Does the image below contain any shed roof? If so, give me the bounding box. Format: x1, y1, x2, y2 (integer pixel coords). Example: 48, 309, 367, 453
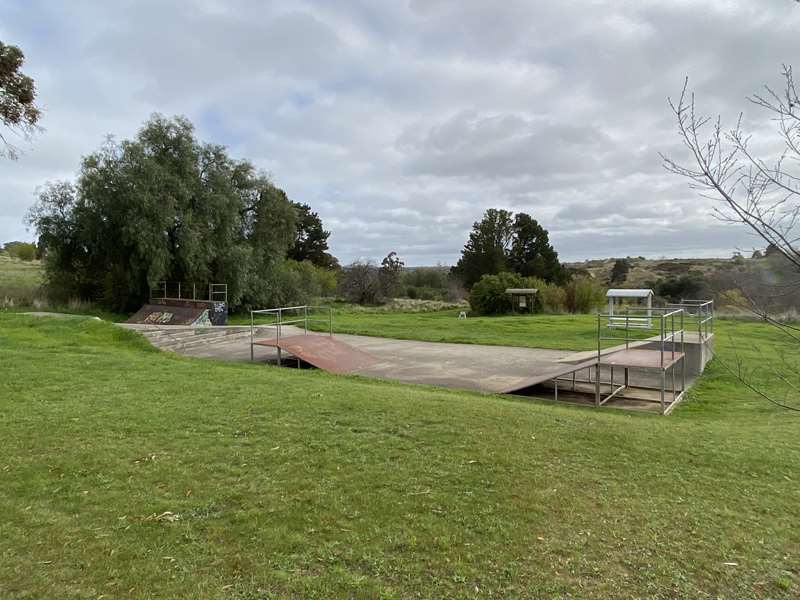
606, 288, 654, 298
505, 288, 538, 294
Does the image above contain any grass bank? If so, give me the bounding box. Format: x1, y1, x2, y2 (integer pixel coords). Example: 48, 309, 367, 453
0, 313, 798, 598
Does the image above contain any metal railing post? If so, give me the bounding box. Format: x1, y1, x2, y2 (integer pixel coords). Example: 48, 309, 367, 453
681, 310, 686, 393
625, 308, 629, 350
596, 313, 601, 406
304, 305, 308, 334
710, 300, 714, 336
250, 310, 254, 362
276, 308, 282, 366
671, 312, 675, 361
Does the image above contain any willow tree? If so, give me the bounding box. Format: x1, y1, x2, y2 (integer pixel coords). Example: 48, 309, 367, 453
29, 114, 296, 311
0, 40, 41, 158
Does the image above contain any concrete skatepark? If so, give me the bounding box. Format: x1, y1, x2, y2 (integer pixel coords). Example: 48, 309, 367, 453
122, 320, 712, 414
120, 289, 714, 415
123, 322, 576, 392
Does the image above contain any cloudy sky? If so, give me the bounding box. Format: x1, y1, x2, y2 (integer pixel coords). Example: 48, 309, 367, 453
1, 0, 798, 265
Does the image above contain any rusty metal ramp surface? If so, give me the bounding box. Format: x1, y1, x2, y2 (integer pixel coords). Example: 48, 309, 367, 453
126, 304, 211, 326
254, 335, 378, 374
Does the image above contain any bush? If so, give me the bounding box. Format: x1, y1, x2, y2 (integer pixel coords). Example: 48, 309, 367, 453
469, 272, 541, 315
654, 273, 705, 303
564, 276, 605, 313
284, 260, 339, 304
339, 261, 384, 305
405, 286, 440, 301
538, 281, 567, 313
3, 241, 37, 261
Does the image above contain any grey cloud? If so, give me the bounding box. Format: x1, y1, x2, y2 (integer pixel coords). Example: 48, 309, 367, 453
401, 112, 613, 179
2, 0, 798, 263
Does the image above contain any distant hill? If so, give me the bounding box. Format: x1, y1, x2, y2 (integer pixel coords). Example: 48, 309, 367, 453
564, 256, 743, 288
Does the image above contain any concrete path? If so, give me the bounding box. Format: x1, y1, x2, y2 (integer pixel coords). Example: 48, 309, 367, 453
139, 325, 574, 394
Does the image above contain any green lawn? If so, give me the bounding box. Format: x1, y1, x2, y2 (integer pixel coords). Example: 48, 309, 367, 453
239, 307, 604, 351
0, 314, 798, 598
298, 308, 698, 352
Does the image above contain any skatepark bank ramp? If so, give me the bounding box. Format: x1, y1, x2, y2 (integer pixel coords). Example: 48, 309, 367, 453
127, 303, 214, 326
127, 282, 229, 326
252, 334, 378, 374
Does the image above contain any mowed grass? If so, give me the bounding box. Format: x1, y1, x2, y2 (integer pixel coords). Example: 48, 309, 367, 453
310, 308, 655, 351
1, 314, 799, 598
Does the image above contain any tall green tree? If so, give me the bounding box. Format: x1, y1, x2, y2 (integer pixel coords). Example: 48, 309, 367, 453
379, 251, 404, 298
453, 209, 563, 287
507, 213, 564, 283
28, 114, 296, 311
0, 41, 41, 158
609, 258, 631, 285
288, 202, 338, 268
452, 208, 514, 288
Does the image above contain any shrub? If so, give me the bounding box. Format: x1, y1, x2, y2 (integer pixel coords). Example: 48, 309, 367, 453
564, 276, 606, 313
281, 260, 339, 304
3, 241, 37, 261
316, 267, 338, 297
468, 272, 541, 315
654, 272, 705, 303
339, 261, 384, 305
538, 282, 567, 313
405, 286, 440, 300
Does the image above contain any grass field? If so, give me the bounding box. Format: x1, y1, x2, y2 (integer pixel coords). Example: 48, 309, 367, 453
0, 255, 43, 289
1, 313, 798, 598
0, 257, 127, 321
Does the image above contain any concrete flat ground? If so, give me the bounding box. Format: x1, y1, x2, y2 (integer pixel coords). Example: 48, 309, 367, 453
173, 326, 574, 394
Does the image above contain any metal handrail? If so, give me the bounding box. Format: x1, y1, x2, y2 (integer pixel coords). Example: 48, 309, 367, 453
666, 299, 714, 340
249, 305, 333, 363
597, 306, 687, 414
597, 307, 686, 368
151, 281, 228, 304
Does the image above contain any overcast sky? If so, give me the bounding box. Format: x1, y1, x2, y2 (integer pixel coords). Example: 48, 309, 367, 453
1, 0, 798, 265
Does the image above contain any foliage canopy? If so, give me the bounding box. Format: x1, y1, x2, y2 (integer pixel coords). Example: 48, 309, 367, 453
453, 209, 564, 287
0, 41, 41, 158
28, 115, 302, 311
288, 203, 338, 269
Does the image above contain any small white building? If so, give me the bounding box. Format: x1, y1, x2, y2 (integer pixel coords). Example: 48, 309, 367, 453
606, 288, 654, 328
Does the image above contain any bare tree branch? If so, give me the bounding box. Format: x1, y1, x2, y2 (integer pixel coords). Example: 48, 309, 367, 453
663, 67, 800, 411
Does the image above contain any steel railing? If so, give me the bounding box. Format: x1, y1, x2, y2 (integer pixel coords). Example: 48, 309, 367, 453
597, 307, 686, 414
150, 281, 228, 304
249, 305, 333, 364
666, 299, 714, 341
597, 306, 685, 367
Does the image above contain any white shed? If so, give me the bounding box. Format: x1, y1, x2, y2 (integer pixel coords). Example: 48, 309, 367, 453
606, 288, 654, 328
